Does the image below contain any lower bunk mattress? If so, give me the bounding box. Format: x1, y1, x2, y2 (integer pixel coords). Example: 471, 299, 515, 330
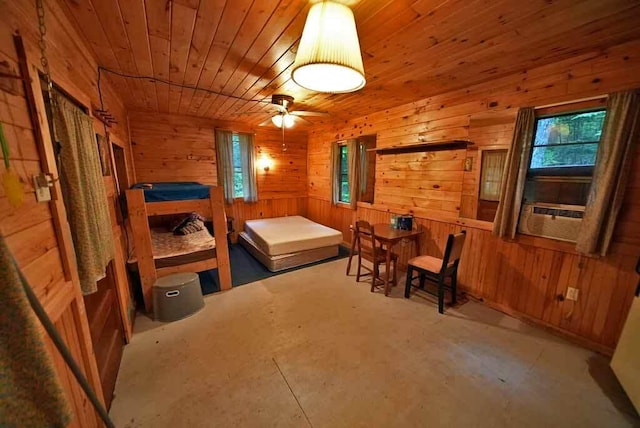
239, 231, 339, 272
127, 227, 216, 270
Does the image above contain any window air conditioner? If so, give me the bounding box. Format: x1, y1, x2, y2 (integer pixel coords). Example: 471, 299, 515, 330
518, 202, 585, 243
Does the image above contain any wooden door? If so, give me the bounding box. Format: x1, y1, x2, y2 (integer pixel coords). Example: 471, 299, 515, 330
39, 72, 126, 411
82, 262, 125, 408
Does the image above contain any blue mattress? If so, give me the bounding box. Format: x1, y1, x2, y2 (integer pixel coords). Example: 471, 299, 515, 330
131, 182, 211, 202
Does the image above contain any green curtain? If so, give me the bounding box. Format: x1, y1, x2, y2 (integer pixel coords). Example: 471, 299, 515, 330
0, 236, 72, 426
493, 108, 535, 239
215, 129, 235, 204
53, 93, 114, 295
237, 132, 257, 202
576, 90, 640, 256
347, 139, 359, 209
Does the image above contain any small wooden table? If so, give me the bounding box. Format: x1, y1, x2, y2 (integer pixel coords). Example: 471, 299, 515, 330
373, 224, 423, 296
347, 224, 423, 296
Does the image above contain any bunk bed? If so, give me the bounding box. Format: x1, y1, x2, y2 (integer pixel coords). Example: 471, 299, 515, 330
125, 183, 231, 313
239, 216, 343, 272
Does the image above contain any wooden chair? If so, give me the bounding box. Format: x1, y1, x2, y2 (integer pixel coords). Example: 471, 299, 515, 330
354, 220, 398, 292
404, 231, 466, 313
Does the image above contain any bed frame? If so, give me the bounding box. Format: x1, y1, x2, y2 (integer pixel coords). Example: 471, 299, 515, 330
125, 186, 232, 312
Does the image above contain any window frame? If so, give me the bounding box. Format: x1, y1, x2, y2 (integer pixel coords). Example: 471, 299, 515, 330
527, 107, 606, 177
337, 142, 350, 204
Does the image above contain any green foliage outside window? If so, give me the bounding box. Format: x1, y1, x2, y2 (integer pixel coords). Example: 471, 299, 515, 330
531, 110, 606, 170
339, 145, 350, 203
232, 134, 243, 198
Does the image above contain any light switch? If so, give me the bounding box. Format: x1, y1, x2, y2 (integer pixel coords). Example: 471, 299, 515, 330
33, 174, 52, 202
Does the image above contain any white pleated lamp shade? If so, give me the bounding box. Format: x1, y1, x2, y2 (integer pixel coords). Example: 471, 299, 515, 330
292, 1, 366, 93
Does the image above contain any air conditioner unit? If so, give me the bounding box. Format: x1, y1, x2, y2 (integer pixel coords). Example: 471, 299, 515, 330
518, 202, 585, 243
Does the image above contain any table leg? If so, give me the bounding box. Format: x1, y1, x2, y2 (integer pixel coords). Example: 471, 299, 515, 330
384, 245, 392, 296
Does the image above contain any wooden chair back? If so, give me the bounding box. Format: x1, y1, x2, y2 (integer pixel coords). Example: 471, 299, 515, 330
442, 231, 467, 271
355, 220, 377, 260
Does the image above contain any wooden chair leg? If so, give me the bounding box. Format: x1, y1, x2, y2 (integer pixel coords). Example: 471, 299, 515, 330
419, 273, 425, 290
451, 270, 458, 305
371, 262, 378, 292
392, 258, 397, 287
356, 254, 362, 282
404, 266, 413, 298
437, 275, 445, 314
346, 231, 356, 275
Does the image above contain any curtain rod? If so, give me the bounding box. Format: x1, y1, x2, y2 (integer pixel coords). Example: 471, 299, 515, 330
534, 95, 607, 110
214, 127, 256, 135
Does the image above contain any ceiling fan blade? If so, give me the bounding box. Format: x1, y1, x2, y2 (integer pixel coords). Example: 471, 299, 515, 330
293, 115, 312, 125
258, 117, 274, 127
290, 110, 329, 117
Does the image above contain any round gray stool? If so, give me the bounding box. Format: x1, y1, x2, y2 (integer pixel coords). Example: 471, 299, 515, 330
153, 272, 204, 322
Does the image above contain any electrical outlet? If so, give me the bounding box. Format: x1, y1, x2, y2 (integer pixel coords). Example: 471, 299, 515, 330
566, 287, 579, 301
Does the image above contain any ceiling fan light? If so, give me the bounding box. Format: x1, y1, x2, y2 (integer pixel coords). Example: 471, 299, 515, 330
272, 113, 295, 128
292, 1, 366, 93
283, 113, 295, 128
271, 114, 284, 128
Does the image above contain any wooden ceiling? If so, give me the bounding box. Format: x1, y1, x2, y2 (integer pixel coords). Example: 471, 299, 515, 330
59, 0, 640, 126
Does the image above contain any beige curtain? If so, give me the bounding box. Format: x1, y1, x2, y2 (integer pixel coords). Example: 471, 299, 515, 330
0, 236, 72, 426
237, 132, 257, 202
53, 93, 114, 295
576, 90, 640, 256
329, 142, 341, 204
347, 139, 359, 209
215, 129, 235, 204
493, 108, 536, 239
480, 150, 508, 201
359, 141, 368, 197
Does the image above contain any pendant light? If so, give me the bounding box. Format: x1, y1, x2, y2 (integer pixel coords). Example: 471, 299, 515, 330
291, 1, 366, 93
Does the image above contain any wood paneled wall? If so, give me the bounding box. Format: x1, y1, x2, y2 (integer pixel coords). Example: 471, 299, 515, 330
1, 0, 134, 425
129, 111, 308, 239
307, 39, 640, 353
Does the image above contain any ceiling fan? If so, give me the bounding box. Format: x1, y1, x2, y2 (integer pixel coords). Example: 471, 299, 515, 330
258, 94, 329, 128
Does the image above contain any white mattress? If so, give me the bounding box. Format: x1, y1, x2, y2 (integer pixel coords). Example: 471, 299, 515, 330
244, 216, 343, 256
127, 227, 216, 263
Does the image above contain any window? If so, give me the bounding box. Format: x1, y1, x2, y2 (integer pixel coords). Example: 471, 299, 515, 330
522, 107, 606, 208
529, 109, 606, 175
215, 129, 257, 203
332, 136, 376, 206
479, 149, 508, 201
339, 144, 350, 203
232, 133, 243, 198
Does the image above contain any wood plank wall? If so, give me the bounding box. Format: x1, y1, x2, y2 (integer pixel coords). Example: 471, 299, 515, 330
129, 111, 308, 239
307, 39, 640, 353
1, 0, 134, 425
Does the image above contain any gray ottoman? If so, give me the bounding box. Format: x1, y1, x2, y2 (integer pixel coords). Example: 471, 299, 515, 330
153, 272, 204, 322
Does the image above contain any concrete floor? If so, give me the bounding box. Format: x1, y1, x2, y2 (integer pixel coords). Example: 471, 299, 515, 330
110, 258, 639, 428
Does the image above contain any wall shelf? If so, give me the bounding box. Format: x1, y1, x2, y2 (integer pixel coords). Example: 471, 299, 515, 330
368, 139, 473, 154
